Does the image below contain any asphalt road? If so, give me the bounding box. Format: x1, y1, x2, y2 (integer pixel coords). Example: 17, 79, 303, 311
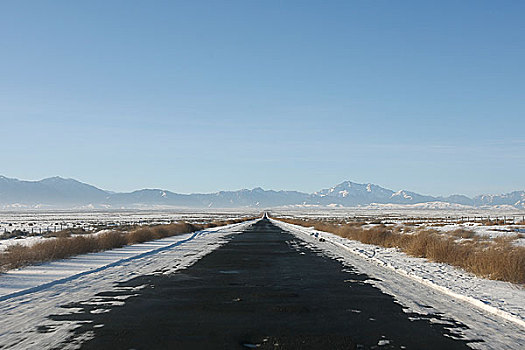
54, 218, 475, 349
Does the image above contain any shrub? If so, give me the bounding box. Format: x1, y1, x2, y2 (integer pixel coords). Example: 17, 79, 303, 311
449, 228, 476, 239
127, 228, 155, 244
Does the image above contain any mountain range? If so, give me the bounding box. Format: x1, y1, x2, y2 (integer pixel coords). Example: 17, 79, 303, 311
0, 175, 524, 209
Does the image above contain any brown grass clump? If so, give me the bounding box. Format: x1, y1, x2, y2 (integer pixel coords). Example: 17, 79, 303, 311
43, 227, 89, 238
2, 236, 99, 268
278, 217, 525, 284
481, 219, 506, 226
0, 217, 255, 272
97, 231, 128, 251
448, 228, 476, 239
127, 227, 155, 244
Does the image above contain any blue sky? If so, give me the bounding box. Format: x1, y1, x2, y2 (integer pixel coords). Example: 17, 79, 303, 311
1, 1, 524, 196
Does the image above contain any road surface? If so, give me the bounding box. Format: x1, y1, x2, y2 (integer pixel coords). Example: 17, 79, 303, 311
52, 218, 476, 349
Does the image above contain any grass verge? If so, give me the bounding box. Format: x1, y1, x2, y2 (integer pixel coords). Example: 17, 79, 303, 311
277, 218, 525, 285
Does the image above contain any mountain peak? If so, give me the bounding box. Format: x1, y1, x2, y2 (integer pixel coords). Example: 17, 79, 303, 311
41, 176, 74, 182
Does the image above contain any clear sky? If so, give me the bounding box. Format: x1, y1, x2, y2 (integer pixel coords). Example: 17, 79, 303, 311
1, 1, 524, 196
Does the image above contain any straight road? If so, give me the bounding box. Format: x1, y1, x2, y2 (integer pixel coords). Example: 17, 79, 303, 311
55, 218, 475, 349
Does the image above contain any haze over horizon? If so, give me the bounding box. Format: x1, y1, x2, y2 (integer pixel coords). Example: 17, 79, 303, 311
1, 1, 524, 197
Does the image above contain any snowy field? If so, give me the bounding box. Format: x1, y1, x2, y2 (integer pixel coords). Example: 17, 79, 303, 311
274, 206, 525, 221
273, 207, 525, 247
0, 209, 259, 233
430, 223, 525, 247
0, 209, 258, 252
2, 208, 523, 252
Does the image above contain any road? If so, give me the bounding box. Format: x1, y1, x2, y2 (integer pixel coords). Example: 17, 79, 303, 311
51, 218, 476, 349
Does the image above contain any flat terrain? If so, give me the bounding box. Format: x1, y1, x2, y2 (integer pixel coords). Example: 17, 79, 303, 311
56, 218, 474, 349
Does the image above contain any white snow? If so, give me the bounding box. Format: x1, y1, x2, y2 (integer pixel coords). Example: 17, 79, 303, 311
0, 209, 256, 236
430, 223, 525, 246
273, 219, 525, 349
391, 190, 413, 200
275, 206, 525, 220
0, 235, 55, 252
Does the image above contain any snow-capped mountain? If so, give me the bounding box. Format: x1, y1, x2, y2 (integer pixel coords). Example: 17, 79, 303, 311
0, 176, 523, 209
314, 181, 395, 204
312, 182, 436, 206
473, 191, 525, 208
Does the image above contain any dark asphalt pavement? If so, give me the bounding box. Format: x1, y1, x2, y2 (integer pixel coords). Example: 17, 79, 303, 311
54, 218, 476, 349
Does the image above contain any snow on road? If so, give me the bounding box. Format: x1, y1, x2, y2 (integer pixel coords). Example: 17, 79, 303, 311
0, 220, 255, 349
273, 219, 525, 349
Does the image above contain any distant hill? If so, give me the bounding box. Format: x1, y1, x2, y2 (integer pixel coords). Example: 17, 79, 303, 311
0, 175, 523, 209
0, 176, 108, 205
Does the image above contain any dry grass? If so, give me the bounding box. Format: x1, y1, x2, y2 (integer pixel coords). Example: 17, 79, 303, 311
448, 228, 477, 239
278, 218, 525, 284
0, 217, 254, 272
481, 219, 507, 226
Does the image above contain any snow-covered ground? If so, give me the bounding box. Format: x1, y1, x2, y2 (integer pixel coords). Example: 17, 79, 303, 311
275, 207, 525, 220
0, 209, 257, 236
0, 209, 257, 251
358, 221, 525, 247
430, 223, 525, 246
274, 207, 525, 247
0, 219, 256, 349
0, 235, 55, 252
273, 219, 525, 349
